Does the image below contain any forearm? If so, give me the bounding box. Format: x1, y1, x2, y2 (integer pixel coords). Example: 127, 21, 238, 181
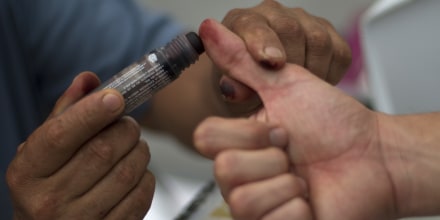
140, 54, 229, 146
379, 112, 440, 217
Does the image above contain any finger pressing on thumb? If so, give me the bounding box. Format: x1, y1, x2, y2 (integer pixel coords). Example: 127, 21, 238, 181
199, 19, 271, 93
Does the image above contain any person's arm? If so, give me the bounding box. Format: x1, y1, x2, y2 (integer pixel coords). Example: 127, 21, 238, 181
379, 112, 440, 218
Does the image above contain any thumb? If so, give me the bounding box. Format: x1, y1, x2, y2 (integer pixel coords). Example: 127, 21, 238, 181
48, 72, 100, 119
199, 19, 274, 93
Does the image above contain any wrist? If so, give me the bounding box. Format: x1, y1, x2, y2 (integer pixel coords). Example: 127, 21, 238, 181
378, 112, 440, 218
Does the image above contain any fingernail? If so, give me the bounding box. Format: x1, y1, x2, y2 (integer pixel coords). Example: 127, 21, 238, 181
269, 127, 288, 147
103, 92, 122, 112
264, 47, 283, 59
219, 80, 236, 100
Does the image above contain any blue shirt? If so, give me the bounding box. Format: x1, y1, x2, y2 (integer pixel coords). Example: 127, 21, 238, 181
0, 0, 184, 218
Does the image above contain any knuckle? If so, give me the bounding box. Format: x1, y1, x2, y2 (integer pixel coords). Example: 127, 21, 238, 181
265, 0, 283, 8
316, 16, 333, 28
224, 8, 243, 21
334, 44, 353, 68
307, 30, 332, 56
232, 12, 260, 29
261, 0, 283, 9
5, 161, 55, 218
292, 7, 307, 15
194, 117, 224, 145
271, 15, 303, 38
193, 135, 213, 157
229, 188, 255, 220
44, 118, 68, 149
249, 25, 273, 39
193, 122, 207, 142
214, 152, 239, 183
223, 8, 246, 29
115, 161, 139, 185
5, 164, 22, 191
30, 193, 61, 218
87, 138, 114, 165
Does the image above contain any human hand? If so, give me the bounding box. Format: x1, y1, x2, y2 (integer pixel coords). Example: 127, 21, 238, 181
6, 72, 154, 219
195, 20, 397, 219
138, 2, 352, 146
195, 118, 313, 219
217, 0, 351, 114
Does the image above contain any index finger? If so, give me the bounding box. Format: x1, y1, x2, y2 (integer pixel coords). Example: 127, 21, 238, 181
194, 117, 287, 159
222, 8, 287, 68
199, 19, 276, 92
15, 89, 125, 178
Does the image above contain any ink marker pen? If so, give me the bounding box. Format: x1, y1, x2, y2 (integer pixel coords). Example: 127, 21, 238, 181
98, 32, 204, 113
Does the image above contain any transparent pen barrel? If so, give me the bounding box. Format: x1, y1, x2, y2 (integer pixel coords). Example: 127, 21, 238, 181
97, 32, 203, 113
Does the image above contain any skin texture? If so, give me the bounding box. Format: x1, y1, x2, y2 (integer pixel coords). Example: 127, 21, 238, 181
195, 19, 388, 220
194, 19, 440, 220
6, 1, 352, 219
6, 72, 154, 219
141, 0, 351, 146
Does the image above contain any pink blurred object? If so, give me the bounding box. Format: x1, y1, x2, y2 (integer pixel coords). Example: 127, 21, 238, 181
337, 10, 369, 101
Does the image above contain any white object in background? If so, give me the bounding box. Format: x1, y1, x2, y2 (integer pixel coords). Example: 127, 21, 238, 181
361, 0, 440, 114
141, 129, 214, 220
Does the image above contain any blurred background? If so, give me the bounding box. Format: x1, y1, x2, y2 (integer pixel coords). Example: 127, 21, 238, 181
139, 0, 373, 32
134, 0, 440, 219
